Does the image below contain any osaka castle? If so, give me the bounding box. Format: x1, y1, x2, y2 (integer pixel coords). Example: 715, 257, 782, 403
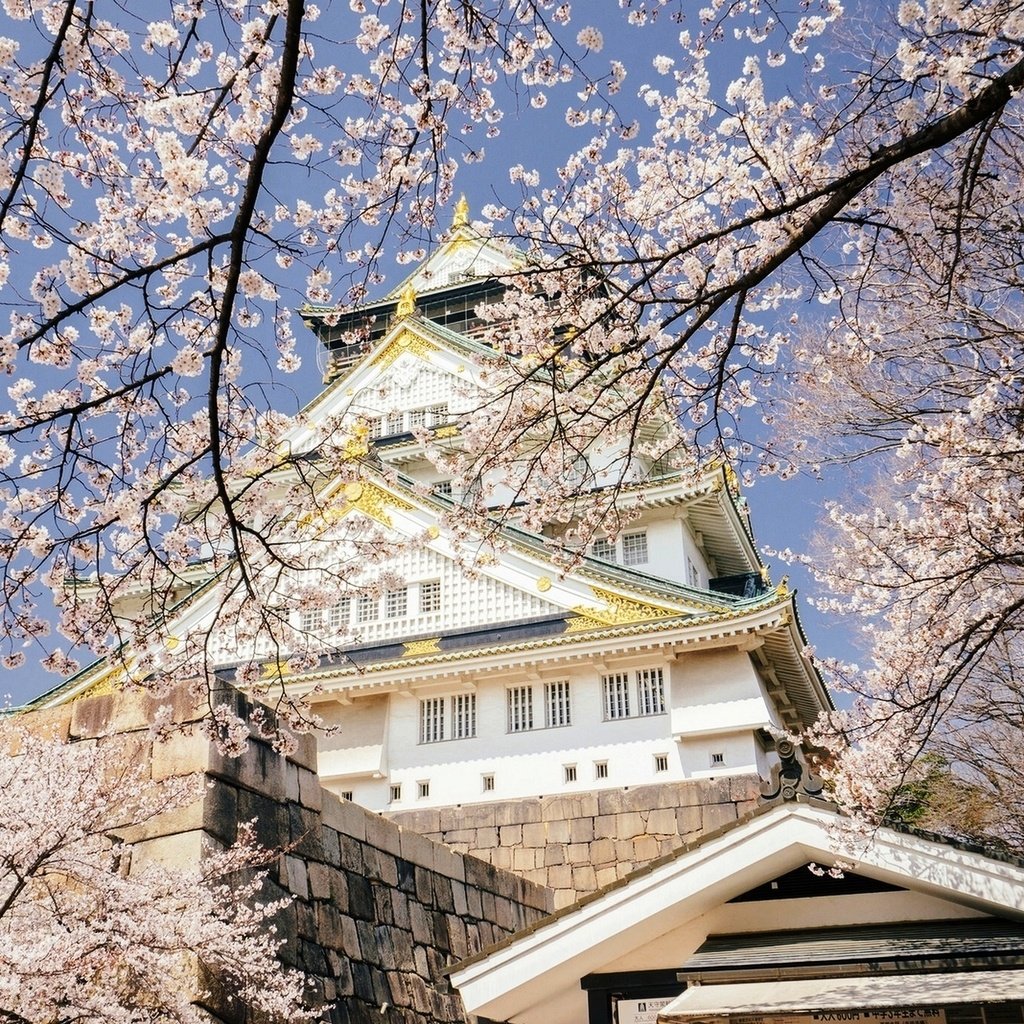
39, 200, 831, 815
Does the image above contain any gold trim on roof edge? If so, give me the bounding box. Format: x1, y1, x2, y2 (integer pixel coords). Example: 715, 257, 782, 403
404, 637, 442, 657
369, 328, 439, 370
290, 591, 797, 687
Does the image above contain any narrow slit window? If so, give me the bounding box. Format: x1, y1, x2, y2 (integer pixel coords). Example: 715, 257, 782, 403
482, 773, 495, 793
451, 693, 477, 739
507, 686, 534, 732
389, 784, 402, 802
594, 761, 609, 780
602, 673, 631, 719
417, 780, 430, 799
544, 680, 571, 728
564, 764, 577, 783
637, 668, 666, 716
654, 753, 669, 773
419, 697, 445, 744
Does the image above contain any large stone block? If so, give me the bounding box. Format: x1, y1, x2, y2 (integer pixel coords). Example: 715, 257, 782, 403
130, 828, 204, 873
321, 791, 368, 842
364, 811, 403, 857
209, 738, 287, 803
702, 801, 739, 833
614, 811, 646, 840
399, 824, 437, 869
646, 808, 679, 836
521, 821, 547, 846
498, 823, 522, 846
568, 817, 594, 843
151, 729, 212, 780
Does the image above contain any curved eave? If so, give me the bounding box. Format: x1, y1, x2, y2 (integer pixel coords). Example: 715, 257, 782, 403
282, 591, 819, 731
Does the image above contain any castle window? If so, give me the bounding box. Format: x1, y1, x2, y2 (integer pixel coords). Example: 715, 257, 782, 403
654, 753, 669, 773
390, 784, 402, 802
326, 599, 350, 633
356, 595, 377, 623
434, 480, 453, 499
507, 686, 534, 732
417, 780, 430, 799
594, 761, 609, 780
409, 408, 427, 429
591, 537, 616, 562
544, 680, 572, 728
419, 697, 445, 743
385, 411, 405, 435
482, 773, 495, 793
385, 587, 408, 619
341, 790, 353, 801
622, 531, 649, 566
300, 608, 323, 633
451, 693, 477, 739
426, 403, 449, 426
711, 751, 725, 767
419, 579, 442, 613
637, 668, 665, 716
564, 764, 577, 784
602, 673, 631, 719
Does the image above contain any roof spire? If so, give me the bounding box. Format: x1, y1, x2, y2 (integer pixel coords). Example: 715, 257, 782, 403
452, 194, 470, 229
396, 281, 417, 318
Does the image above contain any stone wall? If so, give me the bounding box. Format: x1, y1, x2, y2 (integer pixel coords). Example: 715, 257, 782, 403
32, 687, 553, 1024
389, 775, 763, 907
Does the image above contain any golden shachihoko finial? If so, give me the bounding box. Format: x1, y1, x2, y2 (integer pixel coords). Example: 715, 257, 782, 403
452, 194, 470, 229
396, 282, 417, 318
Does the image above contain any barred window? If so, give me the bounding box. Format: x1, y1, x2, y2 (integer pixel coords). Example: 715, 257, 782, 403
409, 408, 428, 429
356, 595, 377, 623
602, 673, 631, 719
417, 780, 430, 799
637, 668, 665, 716
300, 608, 323, 633
482, 773, 495, 793
385, 587, 408, 619
564, 764, 577, 783
621, 531, 649, 565
433, 481, 453, 499
591, 537, 616, 562
594, 761, 609, 780
654, 753, 669, 773
419, 698, 445, 744
390, 784, 402, 802
451, 693, 477, 739
385, 411, 405, 435
366, 416, 383, 438
507, 686, 534, 732
426, 403, 448, 425
326, 599, 350, 633
419, 579, 442, 613
544, 680, 572, 728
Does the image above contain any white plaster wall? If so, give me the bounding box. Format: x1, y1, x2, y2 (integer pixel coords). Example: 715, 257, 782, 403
313, 648, 773, 809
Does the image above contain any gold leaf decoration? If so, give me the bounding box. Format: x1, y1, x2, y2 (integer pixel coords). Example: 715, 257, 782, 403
573, 586, 680, 625
370, 330, 438, 370
403, 637, 442, 657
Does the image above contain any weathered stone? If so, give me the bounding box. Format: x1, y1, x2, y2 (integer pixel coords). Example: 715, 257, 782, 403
298, 767, 323, 811
521, 821, 547, 846
498, 823, 522, 846
703, 802, 739, 832
308, 861, 332, 900
593, 813, 618, 839
347, 871, 375, 920
473, 826, 498, 850
544, 843, 565, 866
286, 855, 309, 899
632, 835, 661, 863
614, 811, 647, 840
568, 817, 594, 843
566, 843, 590, 865
572, 864, 597, 892
545, 818, 570, 843
130, 829, 204, 873
546, 864, 572, 889
321, 792, 368, 842
646, 808, 679, 836
151, 730, 212, 779
512, 846, 536, 871
365, 811, 403, 857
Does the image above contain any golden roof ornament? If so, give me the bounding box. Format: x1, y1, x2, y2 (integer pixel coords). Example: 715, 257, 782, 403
452, 194, 470, 229
396, 282, 417, 318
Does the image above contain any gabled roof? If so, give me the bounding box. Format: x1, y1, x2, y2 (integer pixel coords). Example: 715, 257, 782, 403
449, 800, 1024, 1024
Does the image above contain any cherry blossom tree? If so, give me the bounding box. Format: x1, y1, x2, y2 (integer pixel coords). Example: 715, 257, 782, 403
0, 0, 1021, 830
0, 724, 315, 1023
